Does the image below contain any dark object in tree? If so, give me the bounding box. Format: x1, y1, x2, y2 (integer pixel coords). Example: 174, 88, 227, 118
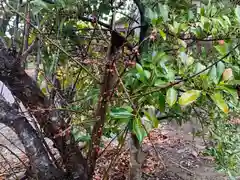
133, 0, 149, 53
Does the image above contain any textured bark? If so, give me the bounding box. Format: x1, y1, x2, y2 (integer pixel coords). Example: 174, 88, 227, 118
87, 20, 120, 177
87, 45, 117, 179
0, 95, 63, 179
0, 47, 88, 179
129, 133, 146, 180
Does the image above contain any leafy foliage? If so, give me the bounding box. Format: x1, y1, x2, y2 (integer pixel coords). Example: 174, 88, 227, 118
2, 0, 240, 178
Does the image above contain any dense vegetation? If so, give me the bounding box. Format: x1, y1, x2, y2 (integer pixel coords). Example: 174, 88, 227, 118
1, 0, 240, 179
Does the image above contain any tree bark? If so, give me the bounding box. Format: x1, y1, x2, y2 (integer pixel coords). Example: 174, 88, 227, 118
129, 133, 146, 180
0, 46, 88, 179
0, 95, 63, 179
87, 39, 117, 179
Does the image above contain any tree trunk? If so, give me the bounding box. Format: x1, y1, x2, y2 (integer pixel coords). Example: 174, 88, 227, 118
0, 95, 63, 179
129, 133, 146, 180
87, 40, 117, 179
0, 44, 88, 179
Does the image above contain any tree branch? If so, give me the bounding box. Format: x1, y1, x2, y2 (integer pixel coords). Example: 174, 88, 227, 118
87, 12, 119, 178
20, 38, 38, 63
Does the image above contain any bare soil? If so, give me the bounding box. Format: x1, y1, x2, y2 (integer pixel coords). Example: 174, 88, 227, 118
93, 121, 228, 180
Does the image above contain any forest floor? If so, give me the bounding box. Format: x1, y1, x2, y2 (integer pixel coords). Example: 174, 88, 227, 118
94, 121, 228, 180
0, 121, 230, 180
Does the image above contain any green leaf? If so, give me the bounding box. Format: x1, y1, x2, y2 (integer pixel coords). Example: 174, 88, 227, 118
160, 4, 169, 22
194, 63, 207, 75
30, 0, 48, 8
143, 111, 158, 128
144, 70, 151, 79
216, 85, 238, 102
210, 92, 229, 114
227, 80, 240, 85
168, 24, 176, 34
152, 51, 165, 63
146, 8, 157, 20
223, 15, 231, 25
215, 45, 228, 56
123, 106, 133, 113
71, 105, 81, 111
72, 127, 91, 142
179, 51, 188, 64
159, 29, 166, 40
99, 3, 111, 14
179, 90, 201, 106
216, 61, 225, 81
209, 65, 217, 84
166, 68, 175, 82
173, 21, 180, 33
75, 135, 91, 142
235, 5, 240, 23
200, 7, 205, 16
187, 56, 194, 66
41, 87, 47, 94
30, 0, 49, 15
136, 72, 145, 82
200, 16, 210, 31
133, 118, 147, 143
166, 88, 177, 107
178, 39, 187, 48
158, 93, 165, 112
179, 52, 193, 66
188, 10, 194, 20
136, 63, 143, 73
110, 107, 133, 119
154, 79, 167, 87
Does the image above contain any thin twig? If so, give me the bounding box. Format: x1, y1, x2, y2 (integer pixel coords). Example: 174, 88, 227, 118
0, 144, 28, 169
98, 127, 126, 158
0, 131, 26, 155
0, 152, 18, 179
20, 38, 38, 63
